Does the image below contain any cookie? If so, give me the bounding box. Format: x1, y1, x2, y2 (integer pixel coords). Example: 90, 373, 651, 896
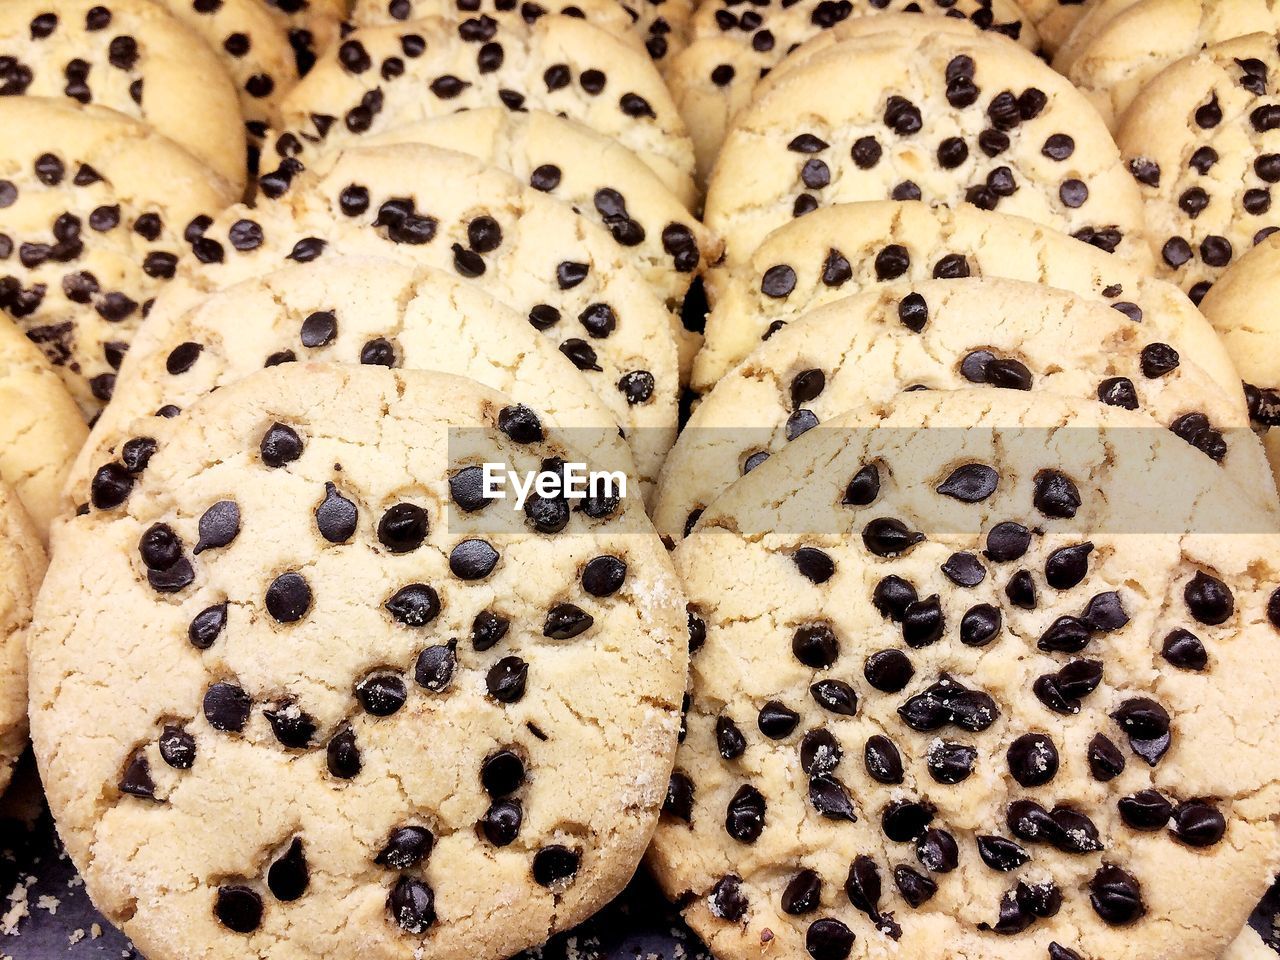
350, 107, 712, 295
29, 362, 687, 960
1055, 0, 1280, 130
0, 97, 239, 414
0, 0, 247, 192
146, 143, 680, 487
158, 0, 304, 158
0, 481, 44, 795
657, 277, 1272, 542
671, 4, 1035, 184
72, 256, 646, 504
1014, 0, 1086, 52
0, 310, 86, 540
691, 202, 1211, 396
260, 0, 347, 74
1117, 33, 1280, 298
650, 386, 1280, 960
274, 13, 695, 192
1197, 231, 1280, 487
703, 26, 1150, 315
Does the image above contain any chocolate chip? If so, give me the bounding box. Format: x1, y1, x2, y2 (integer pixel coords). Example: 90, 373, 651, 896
901, 596, 944, 647
1162, 628, 1207, 670
266, 572, 310, 623
984, 522, 1030, 562
898, 292, 928, 331
326, 727, 361, 778
1007, 733, 1058, 787
480, 748, 525, 797
118, 752, 155, 799
386, 583, 440, 626
709, 875, 748, 921
874, 244, 909, 280
1171, 800, 1225, 847
843, 465, 880, 505
938, 463, 998, 501
862, 517, 923, 557
487, 656, 528, 702
544, 603, 593, 639
664, 772, 694, 821
1184, 570, 1233, 623
314, 482, 358, 543
378, 503, 428, 553
1045, 542, 1092, 589
942, 552, 985, 587
194, 501, 239, 554
158, 725, 195, 769
263, 703, 315, 749
758, 701, 800, 739
260, 423, 303, 466
215, 886, 262, 933
716, 716, 747, 760
1089, 865, 1144, 925
863, 649, 913, 693
810, 679, 858, 716
792, 623, 840, 667
915, 828, 958, 872
377, 826, 433, 868
415, 640, 457, 692
267, 838, 309, 901
959, 603, 1001, 646
881, 799, 934, 842
927, 741, 977, 783
810, 774, 857, 821
1097, 376, 1138, 409
782, 869, 822, 915
726, 784, 766, 842
203, 682, 251, 732
1088, 733, 1126, 782
977, 835, 1029, 871
480, 799, 522, 845
388, 877, 435, 932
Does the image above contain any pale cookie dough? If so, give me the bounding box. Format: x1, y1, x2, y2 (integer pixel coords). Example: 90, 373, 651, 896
0, 0, 246, 192
650, 387, 1280, 960
1117, 33, 1280, 299
275, 14, 695, 193
1055, 0, 1280, 130
692, 202, 1206, 396
671, 4, 1035, 185
1197, 231, 1280, 487
72, 256, 645, 504
0, 481, 44, 796
30, 363, 687, 960
0, 97, 238, 415
146, 143, 679, 487
351, 0, 639, 46
703, 26, 1150, 315
0, 310, 86, 540
657, 278, 1273, 542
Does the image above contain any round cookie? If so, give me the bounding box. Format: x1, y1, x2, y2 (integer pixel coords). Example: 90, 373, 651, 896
29, 363, 687, 960
657, 278, 1272, 542
692, 202, 1215, 396
1117, 33, 1280, 299
1196, 231, 1280, 486
348, 107, 713, 296
0, 97, 239, 415
651, 387, 1280, 960
671, 5, 1035, 185
158, 0, 304, 157
146, 143, 679, 487
72, 256, 644, 503
0, 481, 44, 796
274, 13, 695, 192
0, 310, 86, 540
0, 0, 246, 192
703, 26, 1150, 310
1055, 0, 1280, 130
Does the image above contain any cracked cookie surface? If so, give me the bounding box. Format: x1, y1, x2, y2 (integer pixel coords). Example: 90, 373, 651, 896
70, 256, 642, 502
658, 278, 1274, 542
650, 387, 1280, 960
148, 143, 680, 488
1117, 33, 1280, 299
694, 201, 1226, 393
0, 97, 238, 415
30, 363, 687, 960
274, 13, 695, 194
702, 24, 1149, 324
0, 0, 246, 190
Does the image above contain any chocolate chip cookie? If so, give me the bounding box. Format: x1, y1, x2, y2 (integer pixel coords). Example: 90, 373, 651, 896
73, 256, 644, 503
651, 386, 1280, 960
30, 362, 687, 960
146, 143, 680, 487
657, 278, 1273, 542
1117, 32, 1280, 298
0, 481, 44, 795
0, 0, 247, 191
703, 25, 1149, 314
0, 310, 86, 540
694, 201, 1227, 393
670, 3, 1035, 184
1055, 0, 1280, 130
275, 13, 695, 193
0, 97, 239, 414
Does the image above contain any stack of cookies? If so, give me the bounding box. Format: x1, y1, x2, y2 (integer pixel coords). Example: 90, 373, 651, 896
4, 0, 1280, 959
